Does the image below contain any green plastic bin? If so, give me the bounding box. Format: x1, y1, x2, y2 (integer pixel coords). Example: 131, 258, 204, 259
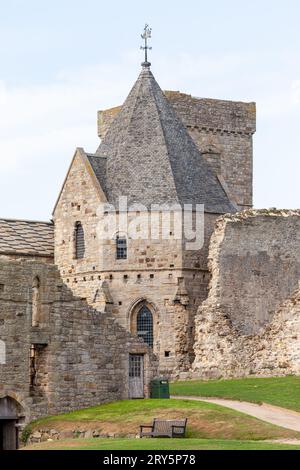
150, 378, 170, 399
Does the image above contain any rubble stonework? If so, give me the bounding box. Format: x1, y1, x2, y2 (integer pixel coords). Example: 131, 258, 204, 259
0, 257, 157, 423
193, 210, 300, 378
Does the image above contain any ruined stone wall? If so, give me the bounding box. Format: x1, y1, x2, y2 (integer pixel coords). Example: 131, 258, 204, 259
209, 210, 300, 334
98, 92, 255, 210
54, 151, 217, 375
193, 209, 300, 379
193, 284, 300, 380
252, 284, 300, 376
0, 257, 157, 423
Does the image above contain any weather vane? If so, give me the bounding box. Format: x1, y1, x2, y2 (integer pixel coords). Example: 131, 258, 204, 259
140, 24, 152, 67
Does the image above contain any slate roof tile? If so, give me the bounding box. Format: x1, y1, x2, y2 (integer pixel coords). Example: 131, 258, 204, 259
0, 219, 54, 257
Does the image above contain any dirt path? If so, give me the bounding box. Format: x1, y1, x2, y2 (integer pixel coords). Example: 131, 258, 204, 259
172, 396, 300, 432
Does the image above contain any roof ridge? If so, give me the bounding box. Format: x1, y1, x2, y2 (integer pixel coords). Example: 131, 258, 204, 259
99, 68, 144, 154
0, 217, 53, 225
147, 69, 179, 201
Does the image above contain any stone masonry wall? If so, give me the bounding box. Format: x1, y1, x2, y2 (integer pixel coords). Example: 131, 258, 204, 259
193, 284, 300, 379
54, 150, 217, 375
98, 91, 255, 210
193, 209, 300, 379
252, 284, 300, 376
0, 257, 157, 423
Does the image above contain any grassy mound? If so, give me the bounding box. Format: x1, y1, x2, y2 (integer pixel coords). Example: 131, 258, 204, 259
170, 376, 300, 412
26, 398, 300, 441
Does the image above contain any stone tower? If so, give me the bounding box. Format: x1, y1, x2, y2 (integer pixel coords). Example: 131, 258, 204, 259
53, 62, 254, 376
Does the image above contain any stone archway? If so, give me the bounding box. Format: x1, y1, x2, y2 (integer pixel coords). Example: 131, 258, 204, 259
0, 396, 24, 450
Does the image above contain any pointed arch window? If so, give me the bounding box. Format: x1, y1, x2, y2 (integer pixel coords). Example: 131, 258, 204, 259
116, 234, 127, 260
137, 305, 153, 348
75, 222, 85, 259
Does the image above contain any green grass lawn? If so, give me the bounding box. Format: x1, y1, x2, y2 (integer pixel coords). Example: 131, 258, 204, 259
23, 437, 300, 451
25, 398, 300, 443
170, 376, 300, 412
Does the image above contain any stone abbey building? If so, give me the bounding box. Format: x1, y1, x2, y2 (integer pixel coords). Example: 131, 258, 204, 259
0, 57, 299, 449
53, 64, 253, 376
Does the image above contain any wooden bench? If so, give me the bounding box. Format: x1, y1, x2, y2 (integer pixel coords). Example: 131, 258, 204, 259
140, 418, 187, 438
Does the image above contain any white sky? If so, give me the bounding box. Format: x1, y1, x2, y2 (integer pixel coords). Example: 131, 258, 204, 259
0, 0, 299, 220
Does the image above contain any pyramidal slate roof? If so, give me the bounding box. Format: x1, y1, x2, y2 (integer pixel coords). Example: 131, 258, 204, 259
88, 65, 235, 213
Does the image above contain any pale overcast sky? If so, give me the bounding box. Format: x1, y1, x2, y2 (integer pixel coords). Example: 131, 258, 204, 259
0, 0, 299, 220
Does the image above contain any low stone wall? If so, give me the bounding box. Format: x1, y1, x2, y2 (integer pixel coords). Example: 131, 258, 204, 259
26, 428, 138, 445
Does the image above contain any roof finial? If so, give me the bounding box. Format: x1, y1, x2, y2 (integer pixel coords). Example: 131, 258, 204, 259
140, 24, 152, 68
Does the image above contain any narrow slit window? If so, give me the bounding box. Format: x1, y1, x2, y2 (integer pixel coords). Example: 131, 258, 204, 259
75, 222, 85, 259
32, 276, 40, 327
30, 345, 37, 389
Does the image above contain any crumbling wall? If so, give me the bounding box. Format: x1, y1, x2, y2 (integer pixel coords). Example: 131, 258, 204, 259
252, 284, 300, 376
193, 209, 300, 379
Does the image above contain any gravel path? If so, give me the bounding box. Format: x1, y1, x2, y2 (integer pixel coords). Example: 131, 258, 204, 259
172, 395, 300, 432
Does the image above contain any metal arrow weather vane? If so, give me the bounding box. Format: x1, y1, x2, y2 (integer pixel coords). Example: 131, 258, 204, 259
140, 23, 152, 67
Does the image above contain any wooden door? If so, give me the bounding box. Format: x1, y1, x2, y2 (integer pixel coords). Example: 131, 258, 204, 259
0, 420, 18, 450
129, 354, 144, 399
0, 397, 22, 450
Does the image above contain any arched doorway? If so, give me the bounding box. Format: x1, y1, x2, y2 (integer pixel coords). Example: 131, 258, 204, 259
128, 300, 157, 399
0, 397, 24, 450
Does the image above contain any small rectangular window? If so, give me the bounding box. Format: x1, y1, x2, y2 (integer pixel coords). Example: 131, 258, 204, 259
116, 236, 127, 260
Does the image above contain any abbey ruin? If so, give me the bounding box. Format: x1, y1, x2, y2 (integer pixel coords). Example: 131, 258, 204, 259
0, 54, 299, 449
